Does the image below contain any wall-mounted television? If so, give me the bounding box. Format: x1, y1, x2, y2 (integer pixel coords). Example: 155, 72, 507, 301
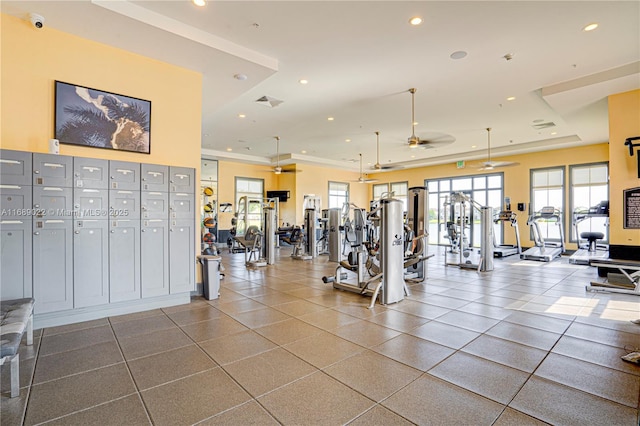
267, 190, 290, 202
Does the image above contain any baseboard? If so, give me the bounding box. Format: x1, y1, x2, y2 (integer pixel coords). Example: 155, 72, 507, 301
34, 293, 191, 329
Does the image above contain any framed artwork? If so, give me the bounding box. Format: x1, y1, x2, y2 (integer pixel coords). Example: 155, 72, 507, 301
55, 81, 151, 154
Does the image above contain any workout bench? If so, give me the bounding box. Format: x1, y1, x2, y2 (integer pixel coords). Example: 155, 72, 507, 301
1, 298, 35, 398
588, 258, 640, 295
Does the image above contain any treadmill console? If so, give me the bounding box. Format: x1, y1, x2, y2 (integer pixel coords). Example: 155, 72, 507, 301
540, 206, 557, 217
588, 200, 609, 215
498, 211, 514, 221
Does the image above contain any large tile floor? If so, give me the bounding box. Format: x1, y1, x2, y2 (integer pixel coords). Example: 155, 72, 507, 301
2, 246, 640, 425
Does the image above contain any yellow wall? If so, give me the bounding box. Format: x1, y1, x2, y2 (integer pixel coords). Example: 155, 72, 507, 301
0, 14, 202, 171
371, 144, 610, 249
292, 163, 370, 223
216, 161, 369, 228
608, 89, 640, 247
216, 161, 276, 229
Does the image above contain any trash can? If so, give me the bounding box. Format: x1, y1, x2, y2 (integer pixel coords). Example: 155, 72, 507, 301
198, 255, 221, 300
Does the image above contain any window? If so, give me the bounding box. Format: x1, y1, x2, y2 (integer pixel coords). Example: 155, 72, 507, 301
425, 173, 503, 246
569, 163, 609, 242
328, 181, 349, 209
235, 177, 264, 235
372, 182, 408, 211
530, 167, 564, 240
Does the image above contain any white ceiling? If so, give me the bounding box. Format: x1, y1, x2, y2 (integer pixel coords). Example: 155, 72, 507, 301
3, 1, 640, 172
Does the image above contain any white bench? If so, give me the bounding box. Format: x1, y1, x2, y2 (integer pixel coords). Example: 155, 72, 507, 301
0, 298, 34, 398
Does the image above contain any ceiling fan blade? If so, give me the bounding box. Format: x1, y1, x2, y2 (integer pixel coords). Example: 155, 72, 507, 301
353, 176, 378, 183
351, 153, 378, 182
478, 161, 519, 170
372, 162, 404, 170
370, 131, 404, 170
472, 128, 520, 169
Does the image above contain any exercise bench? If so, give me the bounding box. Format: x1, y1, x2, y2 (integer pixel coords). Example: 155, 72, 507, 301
1, 298, 35, 397
588, 258, 640, 295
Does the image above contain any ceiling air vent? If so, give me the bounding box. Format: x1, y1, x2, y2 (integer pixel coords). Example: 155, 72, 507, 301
531, 122, 556, 130
255, 95, 283, 108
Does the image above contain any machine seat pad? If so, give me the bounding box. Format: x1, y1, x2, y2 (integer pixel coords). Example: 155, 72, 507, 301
581, 231, 604, 240
339, 261, 358, 271
0, 298, 34, 358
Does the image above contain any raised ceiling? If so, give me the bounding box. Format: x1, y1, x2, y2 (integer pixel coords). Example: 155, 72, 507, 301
3, 1, 639, 172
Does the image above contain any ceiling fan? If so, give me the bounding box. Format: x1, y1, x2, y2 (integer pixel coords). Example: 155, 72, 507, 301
406, 88, 455, 149
371, 131, 402, 171
352, 153, 378, 183
269, 136, 301, 174
474, 128, 519, 170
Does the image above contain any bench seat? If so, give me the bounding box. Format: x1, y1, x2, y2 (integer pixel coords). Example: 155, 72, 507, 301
0, 298, 34, 398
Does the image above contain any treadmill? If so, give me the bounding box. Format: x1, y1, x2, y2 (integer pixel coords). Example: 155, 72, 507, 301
520, 206, 565, 262
493, 210, 522, 257
569, 201, 609, 265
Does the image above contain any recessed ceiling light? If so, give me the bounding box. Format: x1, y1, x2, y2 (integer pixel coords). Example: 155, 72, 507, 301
411, 155, 415, 158
471, 145, 477, 148
507, 96, 516, 101
551, 131, 557, 135
238, 114, 246, 118
226, 148, 232, 152
413, 121, 419, 126
450, 51, 467, 60
301, 150, 307, 154
327, 117, 334, 121
233, 73, 248, 81
409, 16, 423, 26
299, 79, 308, 85
583, 23, 598, 32
192, 0, 206, 7
345, 139, 351, 143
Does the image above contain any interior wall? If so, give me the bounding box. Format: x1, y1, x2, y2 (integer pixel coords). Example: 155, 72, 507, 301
215, 161, 368, 228
291, 163, 370, 224
0, 14, 202, 171
1, 13, 203, 253
367, 143, 610, 250
608, 89, 640, 247
217, 160, 276, 229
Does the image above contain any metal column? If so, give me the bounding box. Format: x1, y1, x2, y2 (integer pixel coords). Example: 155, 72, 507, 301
328, 208, 342, 262
263, 207, 276, 265
304, 208, 318, 258
407, 186, 428, 280
380, 198, 404, 304
479, 206, 494, 271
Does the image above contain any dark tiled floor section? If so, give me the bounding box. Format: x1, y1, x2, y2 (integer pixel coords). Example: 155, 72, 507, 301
2, 247, 640, 425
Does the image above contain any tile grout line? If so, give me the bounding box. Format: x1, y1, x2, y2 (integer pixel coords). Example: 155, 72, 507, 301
19, 331, 43, 426
107, 315, 155, 426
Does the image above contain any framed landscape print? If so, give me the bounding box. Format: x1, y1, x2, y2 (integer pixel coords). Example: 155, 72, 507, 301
55, 81, 151, 154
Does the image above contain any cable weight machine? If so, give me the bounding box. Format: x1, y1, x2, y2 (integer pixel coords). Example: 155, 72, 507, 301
444, 192, 494, 272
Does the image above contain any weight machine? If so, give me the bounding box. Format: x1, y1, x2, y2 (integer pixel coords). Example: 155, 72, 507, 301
404, 186, 431, 282
520, 206, 565, 262
229, 196, 279, 267
322, 198, 407, 308
443, 192, 494, 271
285, 195, 321, 260
569, 201, 609, 265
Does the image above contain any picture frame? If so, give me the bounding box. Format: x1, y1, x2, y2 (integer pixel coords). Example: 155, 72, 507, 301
55, 81, 151, 154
